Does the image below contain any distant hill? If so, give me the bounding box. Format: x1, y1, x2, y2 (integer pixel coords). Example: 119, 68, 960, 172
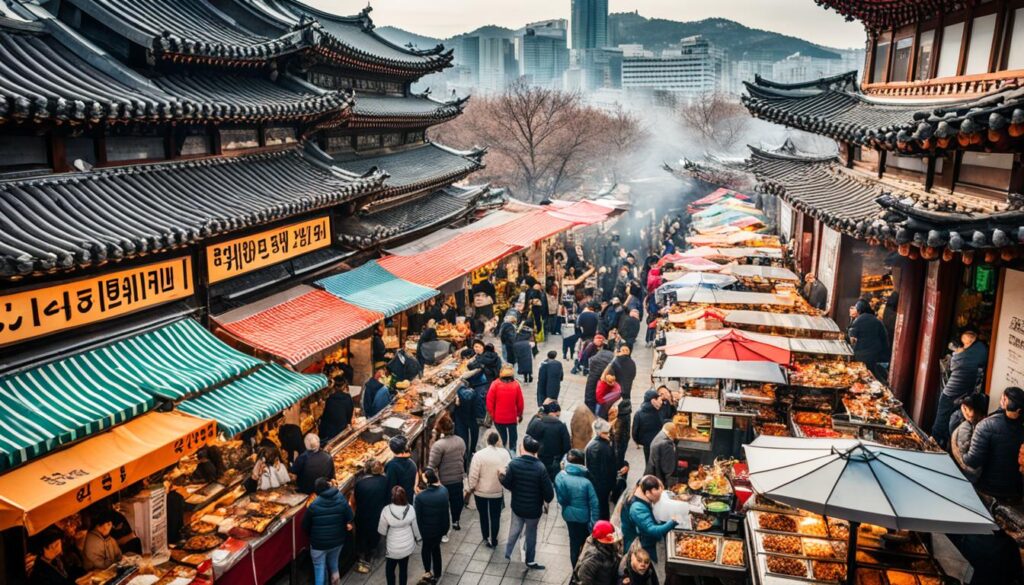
609, 13, 842, 60
377, 15, 844, 62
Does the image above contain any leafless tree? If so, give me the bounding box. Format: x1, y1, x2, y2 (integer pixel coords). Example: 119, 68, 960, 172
678, 92, 750, 152
599, 104, 648, 183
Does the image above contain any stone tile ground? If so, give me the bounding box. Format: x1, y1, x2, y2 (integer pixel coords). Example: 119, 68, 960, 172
284, 334, 654, 585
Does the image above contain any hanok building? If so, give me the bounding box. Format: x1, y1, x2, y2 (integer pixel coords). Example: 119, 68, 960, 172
738, 1, 1024, 434
0, 0, 492, 565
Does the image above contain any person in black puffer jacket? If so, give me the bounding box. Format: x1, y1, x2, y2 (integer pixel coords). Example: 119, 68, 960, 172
385, 435, 419, 499
414, 469, 451, 582
526, 402, 572, 482
318, 380, 354, 443
467, 341, 503, 383
571, 521, 621, 585
586, 419, 618, 520
962, 387, 1024, 501
610, 347, 637, 406
291, 434, 335, 495
933, 330, 989, 448
302, 478, 354, 585
353, 461, 389, 573
514, 326, 536, 383
631, 390, 664, 462
500, 436, 554, 569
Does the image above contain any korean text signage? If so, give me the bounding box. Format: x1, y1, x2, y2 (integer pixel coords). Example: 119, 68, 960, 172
0, 257, 192, 346
989, 268, 1024, 412
207, 216, 332, 283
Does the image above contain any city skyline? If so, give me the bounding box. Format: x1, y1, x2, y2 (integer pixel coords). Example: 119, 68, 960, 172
305, 0, 866, 48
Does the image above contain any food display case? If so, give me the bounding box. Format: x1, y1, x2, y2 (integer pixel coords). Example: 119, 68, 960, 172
668, 529, 746, 573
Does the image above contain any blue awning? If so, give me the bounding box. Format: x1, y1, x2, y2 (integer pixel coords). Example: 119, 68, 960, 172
316, 260, 438, 317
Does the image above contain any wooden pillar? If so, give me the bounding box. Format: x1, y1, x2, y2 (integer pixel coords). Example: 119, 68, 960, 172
49, 134, 68, 173
889, 259, 925, 404
925, 155, 937, 192
910, 260, 961, 427
877, 151, 887, 179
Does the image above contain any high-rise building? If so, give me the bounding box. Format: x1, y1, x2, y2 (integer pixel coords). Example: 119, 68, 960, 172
570, 0, 608, 50
458, 36, 481, 86
621, 36, 724, 96
516, 20, 570, 88
477, 35, 518, 93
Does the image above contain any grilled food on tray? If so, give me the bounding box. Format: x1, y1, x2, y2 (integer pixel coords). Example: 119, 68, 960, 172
797, 518, 829, 537
183, 534, 223, 551
237, 516, 274, 533
803, 538, 839, 558
766, 555, 807, 577
721, 539, 744, 566
792, 411, 831, 426
189, 521, 217, 535
676, 534, 717, 561
755, 422, 791, 437
759, 513, 799, 533
762, 534, 801, 554
812, 561, 847, 581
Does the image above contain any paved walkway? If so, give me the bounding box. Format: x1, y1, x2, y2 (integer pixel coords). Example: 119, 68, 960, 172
344, 334, 655, 585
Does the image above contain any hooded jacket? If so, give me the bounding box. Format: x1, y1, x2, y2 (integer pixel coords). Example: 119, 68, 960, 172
571, 536, 621, 585
377, 504, 421, 559
555, 463, 600, 527
353, 474, 389, 539
611, 355, 637, 404
631, 402, 663, 451
617, 315, 641, 342
585, 349, 616, 406
302, 487, 354, 551
537, 359, 563, 405
487, 378, 525, 425
585, 436, 617, 498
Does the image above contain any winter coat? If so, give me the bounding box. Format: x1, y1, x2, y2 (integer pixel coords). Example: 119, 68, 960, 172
319, 392, 353, 442
621, 496, 677, 562
571, 405, 596, 450
385, 456, 418, 499
429, 434, 467, 485
468, 445, 512, 498
848, 313, 890, 364
387, 351, 422, 382
378, 504, 421, 559
597, 379, 622, 407
514, 338, 535, 375
291, 449, 335, 495
414, 484, 451, 539
603, 307, 624, 334
646, 269, 662, 295
354, 474, 389, 540
951, 419, 983, 483
585, 349, 615, 405
468, 350, 503, 382
82, 530, 121, 571
526, 414, 571, 462
500, 454, 554, 519
617, 316, 641, 343
803, 280, 828, 311
29, 558, 74, 585
942, 342, 989, 398
962, 409, 1024, 499
537, 359, 563, 406
302, 487, 354, 551
362, 378, 385, 416
631, 402, 663, 451
555, 463, 600, 527
454, 385, 479, 432
618, 548, 660, 585
371, 386, 393, 417
586, 437, 617, 497
499, 322, 518, 361
487, 378, 525, 425
571, 537, 620, 585
645, 431, 677, 487
576, 311, 599, 338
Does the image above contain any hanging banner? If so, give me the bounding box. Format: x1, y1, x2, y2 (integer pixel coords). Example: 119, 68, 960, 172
816, 227, 841, 312
0, 257, 192, 347
989, 268, 1024, 412
207, 216, 332, 284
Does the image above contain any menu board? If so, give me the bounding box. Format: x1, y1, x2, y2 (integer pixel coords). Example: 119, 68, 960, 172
206, 216, 332, 283
816, 227, 841, 312
988, 268, 1024, 412
0, 257, 193, 346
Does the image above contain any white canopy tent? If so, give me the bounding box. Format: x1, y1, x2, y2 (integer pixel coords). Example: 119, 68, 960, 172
654, 356, 787, 384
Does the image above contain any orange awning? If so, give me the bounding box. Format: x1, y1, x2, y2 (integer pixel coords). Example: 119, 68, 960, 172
0, 411, 215, 535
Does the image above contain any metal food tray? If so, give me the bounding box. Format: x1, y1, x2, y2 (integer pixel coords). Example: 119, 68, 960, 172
750, 529, 847, 563
666, 530, 746, 572
750, 511, 847, 541
754, 550, 847, 583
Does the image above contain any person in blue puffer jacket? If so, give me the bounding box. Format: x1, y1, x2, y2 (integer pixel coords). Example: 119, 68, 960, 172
302, 478, 354, 585
453, 382, 479, 470
554, 450, 600, 568
620, 475, 678, 563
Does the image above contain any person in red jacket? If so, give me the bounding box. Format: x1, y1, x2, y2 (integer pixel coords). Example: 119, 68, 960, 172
595, 373, 622, 421
487, 365, 525, 453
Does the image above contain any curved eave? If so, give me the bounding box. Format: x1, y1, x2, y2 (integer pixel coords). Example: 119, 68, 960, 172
812, 0, 965, 32
308, 40, 453, 79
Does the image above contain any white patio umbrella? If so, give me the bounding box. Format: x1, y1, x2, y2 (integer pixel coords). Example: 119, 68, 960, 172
744, 436, 996, 579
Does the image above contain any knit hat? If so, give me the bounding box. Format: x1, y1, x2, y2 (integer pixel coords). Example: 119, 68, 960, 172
592, 418, 611, 435
592, 520, 616, 543
644, 389, 659, 403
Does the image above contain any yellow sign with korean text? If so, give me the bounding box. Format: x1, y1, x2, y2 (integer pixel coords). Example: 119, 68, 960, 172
206, 216, 332, 283
0, 257, 193, 347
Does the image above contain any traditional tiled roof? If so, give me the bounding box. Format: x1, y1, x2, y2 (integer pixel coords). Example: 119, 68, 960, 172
0, 146, 386, 277
63, 0, 314, 66
330, 142, 486, 202
335, 185, 488, 248
258, 2, 453, 76
743, 72, 1024, 154
0, 19, 352, 125
748, 145, 1024, 254
350, 93, 467, 129
813, 0, 963, 31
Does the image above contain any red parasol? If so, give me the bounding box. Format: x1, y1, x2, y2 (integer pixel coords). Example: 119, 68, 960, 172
662, 329, 791, 364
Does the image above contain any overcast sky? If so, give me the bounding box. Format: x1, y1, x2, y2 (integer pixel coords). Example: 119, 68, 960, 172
305, 0, 867, 48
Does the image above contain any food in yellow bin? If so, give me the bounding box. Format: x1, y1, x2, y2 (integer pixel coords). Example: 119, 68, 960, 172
797, 516, 828, 537
721, 539, 744, 566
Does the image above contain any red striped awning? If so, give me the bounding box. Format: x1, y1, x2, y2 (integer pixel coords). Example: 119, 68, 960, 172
546, 200, 614, 224
215, 290, 383, 367
489, 211, 575, 247
380, 232, 522, 288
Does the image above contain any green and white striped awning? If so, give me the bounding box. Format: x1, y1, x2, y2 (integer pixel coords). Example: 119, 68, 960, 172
0, 319, 260, 471
177, 364, 327, 438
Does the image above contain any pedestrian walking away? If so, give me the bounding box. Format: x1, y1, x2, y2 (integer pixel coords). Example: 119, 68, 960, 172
487, 365, 525, 453
500, 436, 554, 569
353, 460, 388, 573
302, 478, 353, 585
427, 413, 466, 531
586, 418, 618, 520
467, 431, 512, 547
385, 435, 418, 499
526, 401, 572, 482
536, 350, 564, 406
414, 468, 451, 583
378, 487, 421, 585
632, 390, 664, 462
555, 449, 600, 567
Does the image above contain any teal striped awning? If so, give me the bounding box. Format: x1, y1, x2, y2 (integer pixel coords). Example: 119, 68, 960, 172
0, 319, 261, 471
316, 260, 438, 317
177, 364, 327, 438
